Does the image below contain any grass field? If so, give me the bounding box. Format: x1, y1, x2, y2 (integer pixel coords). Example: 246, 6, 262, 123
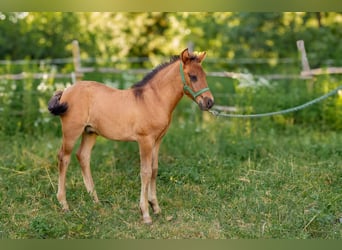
0, 105, 341, 239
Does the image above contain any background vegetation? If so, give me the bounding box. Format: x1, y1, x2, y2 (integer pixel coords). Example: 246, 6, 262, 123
0, 12, 341, 239
0, 12, 341, 66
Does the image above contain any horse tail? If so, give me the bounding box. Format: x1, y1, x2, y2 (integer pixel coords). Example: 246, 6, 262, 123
48, 90, 68, 116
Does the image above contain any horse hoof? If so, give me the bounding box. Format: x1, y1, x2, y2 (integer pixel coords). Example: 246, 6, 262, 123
153, 208, 161, 215
149, 201, 161, 215
59, 201, 70, 212
61, 205, 70, 212
143, 216, 153, 225
62, 208, 70, 214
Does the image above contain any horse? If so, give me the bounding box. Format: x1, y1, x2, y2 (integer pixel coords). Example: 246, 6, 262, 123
48, 48, 214, 224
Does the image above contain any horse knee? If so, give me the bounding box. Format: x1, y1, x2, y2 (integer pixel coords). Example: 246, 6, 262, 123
58, 149, 71, 167
57, 150, 64, 162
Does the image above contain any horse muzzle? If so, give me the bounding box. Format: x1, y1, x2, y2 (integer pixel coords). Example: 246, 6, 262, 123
198, 96, 214, 111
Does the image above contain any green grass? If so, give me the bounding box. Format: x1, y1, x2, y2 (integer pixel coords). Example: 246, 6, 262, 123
0, 112, 341, 239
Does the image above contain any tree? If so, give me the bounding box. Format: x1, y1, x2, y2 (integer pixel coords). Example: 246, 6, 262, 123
0, 12, 341, 67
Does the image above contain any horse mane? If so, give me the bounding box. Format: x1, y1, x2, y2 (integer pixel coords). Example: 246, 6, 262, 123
132, 55, 180, 90
132, 53, 200, 98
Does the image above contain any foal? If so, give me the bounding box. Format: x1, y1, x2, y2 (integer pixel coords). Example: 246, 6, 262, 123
48, 48, 214, 224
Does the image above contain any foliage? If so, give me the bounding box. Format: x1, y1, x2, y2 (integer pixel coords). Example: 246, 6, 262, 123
0, 12, 341, 68
0, 12, 82, 59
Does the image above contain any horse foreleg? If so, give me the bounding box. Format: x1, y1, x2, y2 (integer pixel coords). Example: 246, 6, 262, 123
138, 138, 154, 224
76, 132, 99, 203
148, 139, 161, 215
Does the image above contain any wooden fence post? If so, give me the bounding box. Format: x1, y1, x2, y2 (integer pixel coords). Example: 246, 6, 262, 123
187, 41, 194, 53
296, 40, 342, 77
72, 40, 83, 82
296, 40, 311, 75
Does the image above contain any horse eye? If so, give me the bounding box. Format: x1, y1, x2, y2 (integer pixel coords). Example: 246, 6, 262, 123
188, 74, 197, 82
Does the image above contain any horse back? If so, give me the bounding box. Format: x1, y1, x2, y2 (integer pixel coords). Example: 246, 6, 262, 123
59, 81, 157, 141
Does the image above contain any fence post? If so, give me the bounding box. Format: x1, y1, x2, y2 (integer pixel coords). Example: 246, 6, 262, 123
296, 40, 311, 75
187, 41, 194, 53
72, 40, 83, 82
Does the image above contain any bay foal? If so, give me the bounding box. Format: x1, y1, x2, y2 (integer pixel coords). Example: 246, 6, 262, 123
48, 48, 214, 224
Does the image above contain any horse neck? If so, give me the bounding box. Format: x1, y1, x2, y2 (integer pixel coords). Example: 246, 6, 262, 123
148, 61, 184, 113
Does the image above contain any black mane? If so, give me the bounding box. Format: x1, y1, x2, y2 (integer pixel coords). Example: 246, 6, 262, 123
132, 56, 180, 97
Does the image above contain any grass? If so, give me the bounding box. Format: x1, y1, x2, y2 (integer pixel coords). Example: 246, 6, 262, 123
0, 108, 341, 239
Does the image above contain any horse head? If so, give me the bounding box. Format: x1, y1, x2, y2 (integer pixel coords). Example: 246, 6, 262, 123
180, 48, 214, 111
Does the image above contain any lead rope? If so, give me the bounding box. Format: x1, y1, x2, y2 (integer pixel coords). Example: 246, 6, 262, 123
209, 85, 342, 118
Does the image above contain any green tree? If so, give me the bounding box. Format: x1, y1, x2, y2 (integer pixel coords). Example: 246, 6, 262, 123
0, 12, 83, 59
0, 12, 341, 66
0, 12, 24, 59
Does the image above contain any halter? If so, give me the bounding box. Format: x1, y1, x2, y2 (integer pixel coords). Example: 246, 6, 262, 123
179, 62, 210, 100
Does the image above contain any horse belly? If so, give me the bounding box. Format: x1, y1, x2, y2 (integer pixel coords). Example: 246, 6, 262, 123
93, 110, 169, 142
88, 104, 137, 141
97, 120, 137, 141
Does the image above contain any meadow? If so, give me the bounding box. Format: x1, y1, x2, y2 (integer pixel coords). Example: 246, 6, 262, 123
0, 64, 341, 239
0, 113, 341, 239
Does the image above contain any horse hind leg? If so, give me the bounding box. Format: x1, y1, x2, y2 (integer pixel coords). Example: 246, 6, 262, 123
138, 137, 154, 224
57, 131, 81, 211
57, 147, 71, 211
148, 140, 161, 215
76, 131, 99, 203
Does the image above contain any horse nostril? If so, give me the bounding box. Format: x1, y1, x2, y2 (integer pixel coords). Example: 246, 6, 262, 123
206, 98, 214, 109
199, 97, 214, 111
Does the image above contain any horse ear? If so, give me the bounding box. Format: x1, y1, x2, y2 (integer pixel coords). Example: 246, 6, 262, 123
197, 51, 206, 63
181, 48, 190, 64
181, 49, 207, 64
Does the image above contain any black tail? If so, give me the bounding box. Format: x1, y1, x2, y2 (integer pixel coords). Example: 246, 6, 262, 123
48, 90, 68, 116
